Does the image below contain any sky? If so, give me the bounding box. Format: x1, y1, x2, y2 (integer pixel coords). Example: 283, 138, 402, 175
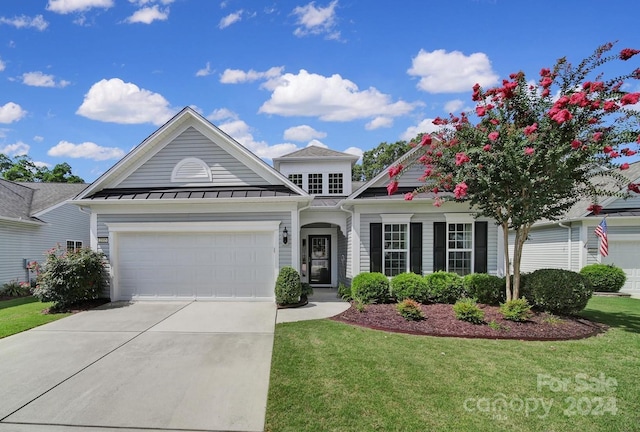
1, 0, 639, 183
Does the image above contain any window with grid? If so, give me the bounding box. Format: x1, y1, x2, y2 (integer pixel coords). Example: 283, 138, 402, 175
447, 223, 472, 275
308, 173, 323, 194
66, 240, 83, 252
328, 173, 343, 194
383, 223, 408, 277
288, 173, 303, 188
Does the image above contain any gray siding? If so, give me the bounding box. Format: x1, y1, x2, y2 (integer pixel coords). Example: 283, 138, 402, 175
118, 127, 269, 188
510, 225, 571, 272
0, 204, 90, 285
605, 195, 640, 210
345, 216, 352, 282
571, 225, 581, 271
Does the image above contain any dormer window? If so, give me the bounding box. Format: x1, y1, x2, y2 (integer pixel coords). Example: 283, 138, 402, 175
171, 158, 212, 183
329, 173, 343, 194
308, 173, 323, 195
288, 174, 303, 188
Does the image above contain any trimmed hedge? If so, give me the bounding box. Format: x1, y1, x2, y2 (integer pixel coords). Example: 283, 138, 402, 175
523, 269, 593, 315
351, 272, 390, 304
580, 264, 626, 293
390, 273, 429, 303
275, 266, 302, 305
463, 273, 505, 305
425, 271, 465, 304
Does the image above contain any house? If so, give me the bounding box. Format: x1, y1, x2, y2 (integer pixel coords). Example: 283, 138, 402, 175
0, 180, 90, 286
73, 107, 500, 301
508, 162, 640, 298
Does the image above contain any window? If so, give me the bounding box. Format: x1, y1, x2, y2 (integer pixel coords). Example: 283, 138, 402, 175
66, 240, 83, 252
383, 224, 408, 277
308, 173, 323, 194
328, 173, 343, 194
448, 223, 472, 275
288, 173, 303, 188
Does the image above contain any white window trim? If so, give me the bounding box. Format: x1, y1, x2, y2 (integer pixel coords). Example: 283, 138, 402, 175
307, 173, 323, 195
171, 157, 212, 183
328, 173, 344, 195
446, 222, 474, 275
66, 240, 83, 251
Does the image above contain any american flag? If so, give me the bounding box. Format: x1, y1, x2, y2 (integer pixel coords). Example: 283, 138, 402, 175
595, 218, 608, 257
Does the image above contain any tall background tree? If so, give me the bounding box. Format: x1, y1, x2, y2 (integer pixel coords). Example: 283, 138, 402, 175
0, 154, 84, 183
391, 42, 640, 301
352, 140, 412, 181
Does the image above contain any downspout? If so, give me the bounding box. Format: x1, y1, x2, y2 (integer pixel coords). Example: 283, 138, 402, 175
558, 222, 572, 270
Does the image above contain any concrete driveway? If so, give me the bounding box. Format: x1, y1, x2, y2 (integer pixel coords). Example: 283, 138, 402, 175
0, 301, 276, 432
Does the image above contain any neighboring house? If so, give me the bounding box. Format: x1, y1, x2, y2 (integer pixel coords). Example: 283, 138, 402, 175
74, 107, 500, 301
0, 180, 90, 286
508, 162, 640, 298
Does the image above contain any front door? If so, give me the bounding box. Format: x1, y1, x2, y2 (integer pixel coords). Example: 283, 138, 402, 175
309, 235, 331, 284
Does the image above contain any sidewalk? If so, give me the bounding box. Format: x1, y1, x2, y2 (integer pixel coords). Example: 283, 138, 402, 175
276, 288, 350, 323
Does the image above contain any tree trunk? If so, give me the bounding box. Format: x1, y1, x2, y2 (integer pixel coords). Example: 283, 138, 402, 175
511, 225, 530, 300
502, 223, 513, 301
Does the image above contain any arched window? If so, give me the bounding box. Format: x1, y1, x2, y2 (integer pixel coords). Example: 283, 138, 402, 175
171, 158, 212, 183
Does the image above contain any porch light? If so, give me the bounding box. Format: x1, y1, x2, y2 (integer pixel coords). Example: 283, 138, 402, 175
283, 227, 289, 244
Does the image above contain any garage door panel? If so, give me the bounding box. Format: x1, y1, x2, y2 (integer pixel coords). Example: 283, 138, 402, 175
603, 241, 640, 295
115, 230, 276, 300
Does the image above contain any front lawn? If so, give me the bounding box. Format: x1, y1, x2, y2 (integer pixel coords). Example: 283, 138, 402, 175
0, 297, 71, 339
266, 297, 640, 432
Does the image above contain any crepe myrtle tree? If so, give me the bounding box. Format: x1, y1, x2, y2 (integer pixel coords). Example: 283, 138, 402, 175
388, 42, 640, 301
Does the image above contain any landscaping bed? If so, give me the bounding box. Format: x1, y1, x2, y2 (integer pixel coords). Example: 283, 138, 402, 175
332, 302, 604, 340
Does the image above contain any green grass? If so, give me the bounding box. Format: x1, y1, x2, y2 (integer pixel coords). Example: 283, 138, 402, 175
0, 297, 71, 338
266, 297, 640, 432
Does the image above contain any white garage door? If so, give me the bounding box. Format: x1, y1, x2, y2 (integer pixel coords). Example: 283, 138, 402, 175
603, 241, 640, 296
115, 230, 276, 300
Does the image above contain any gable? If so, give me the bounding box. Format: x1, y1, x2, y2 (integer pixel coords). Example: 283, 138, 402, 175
117, 126, 270, 188
367, 162, 427, 189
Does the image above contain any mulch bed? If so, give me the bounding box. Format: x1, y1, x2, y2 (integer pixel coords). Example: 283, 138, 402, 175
41, 297, 111, 314
331, 303, 606, 341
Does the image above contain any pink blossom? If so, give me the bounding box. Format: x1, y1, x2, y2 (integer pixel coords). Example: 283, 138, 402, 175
603, 145, 613, 153
571, 140, 581, 149
540, 68, 551, 77
404, 192, 415, 201
523, 123, 538, 136
388, 164, 403, 178
489, 119, 499, 125
387, 181, 398, 195
620, 48, 640, 60
610, 151, 620, 158
569, 92, 589, 107
622, 148, 637, 156
587, 204, 603, 215
594, 132, 604, 142
551, 109, 573, 124
453, 182, 468, 199
588, 117, 598, 124
455, 152, 470, 166
433, 197, 443, 207
621, 93, 640, 106
432, 186, 439, 194
421, 134, 432, 146
432, 117, 446, 126
620, 163, 630, 170
488, 131, 499, 141
524, 147, 535, 156
483, 144, 492, 151
555, 95, 570, 108
637, 135, 640, 144
475, 106, 487, 116
629, 183, 640, 194
603, 100, 619, 111
540, 77, 553, 88
541, 88, 551, 97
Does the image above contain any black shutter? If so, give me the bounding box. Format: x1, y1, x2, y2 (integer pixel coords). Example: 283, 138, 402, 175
433, 222, 446, 271
410, 223, 422, 274
370, 223, 382, 273
474, 221, 488, 274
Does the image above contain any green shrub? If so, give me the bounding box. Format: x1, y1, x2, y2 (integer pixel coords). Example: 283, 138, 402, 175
351, 272, 390, 304
396, 298, 425, 321
275, 266, 302, 305
500, 298, 532, 322
338, 282, 352, 301
301, 282, 313, 297
463, 273, 505, 305
452, 298, 485, 324
523, 269, 593, 315
1, 280, 31, 297
390, 273, 429, 303
580, 264, 626, 293
425, 271, 466, 304
32, 247, 107, 310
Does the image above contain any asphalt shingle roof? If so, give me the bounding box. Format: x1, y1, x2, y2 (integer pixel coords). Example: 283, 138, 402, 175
276, 146, 359, 159
0, 180, 88, 221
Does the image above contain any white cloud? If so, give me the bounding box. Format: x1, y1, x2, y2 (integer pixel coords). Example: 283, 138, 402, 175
125, 5, 169, 24
220, 66, 284, 84
259, 69, 417, 122
46, 0, 113, 14
48, 140, 125, 161
365, 116, 393, 130
0, 142, 30, 156
0, 15, 49, 31
76, 78, 177, 125
195, 62, 212, 77
218, 119, 298, 160
306, 140, 327, 148
283, 125, 327, 142
407, 49, 499, 93
400, 118, 442, 141
33, 135, 44, 142
0, 57, 5, 72
219, 10, 243, 29
206, 108, 238, 122
344, 146, 363, 161
21, 71, 70, 88
292, 0, 340, 40
0, 102, 27, 123
33, 161, 51, 168
444, 99, 464, 113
